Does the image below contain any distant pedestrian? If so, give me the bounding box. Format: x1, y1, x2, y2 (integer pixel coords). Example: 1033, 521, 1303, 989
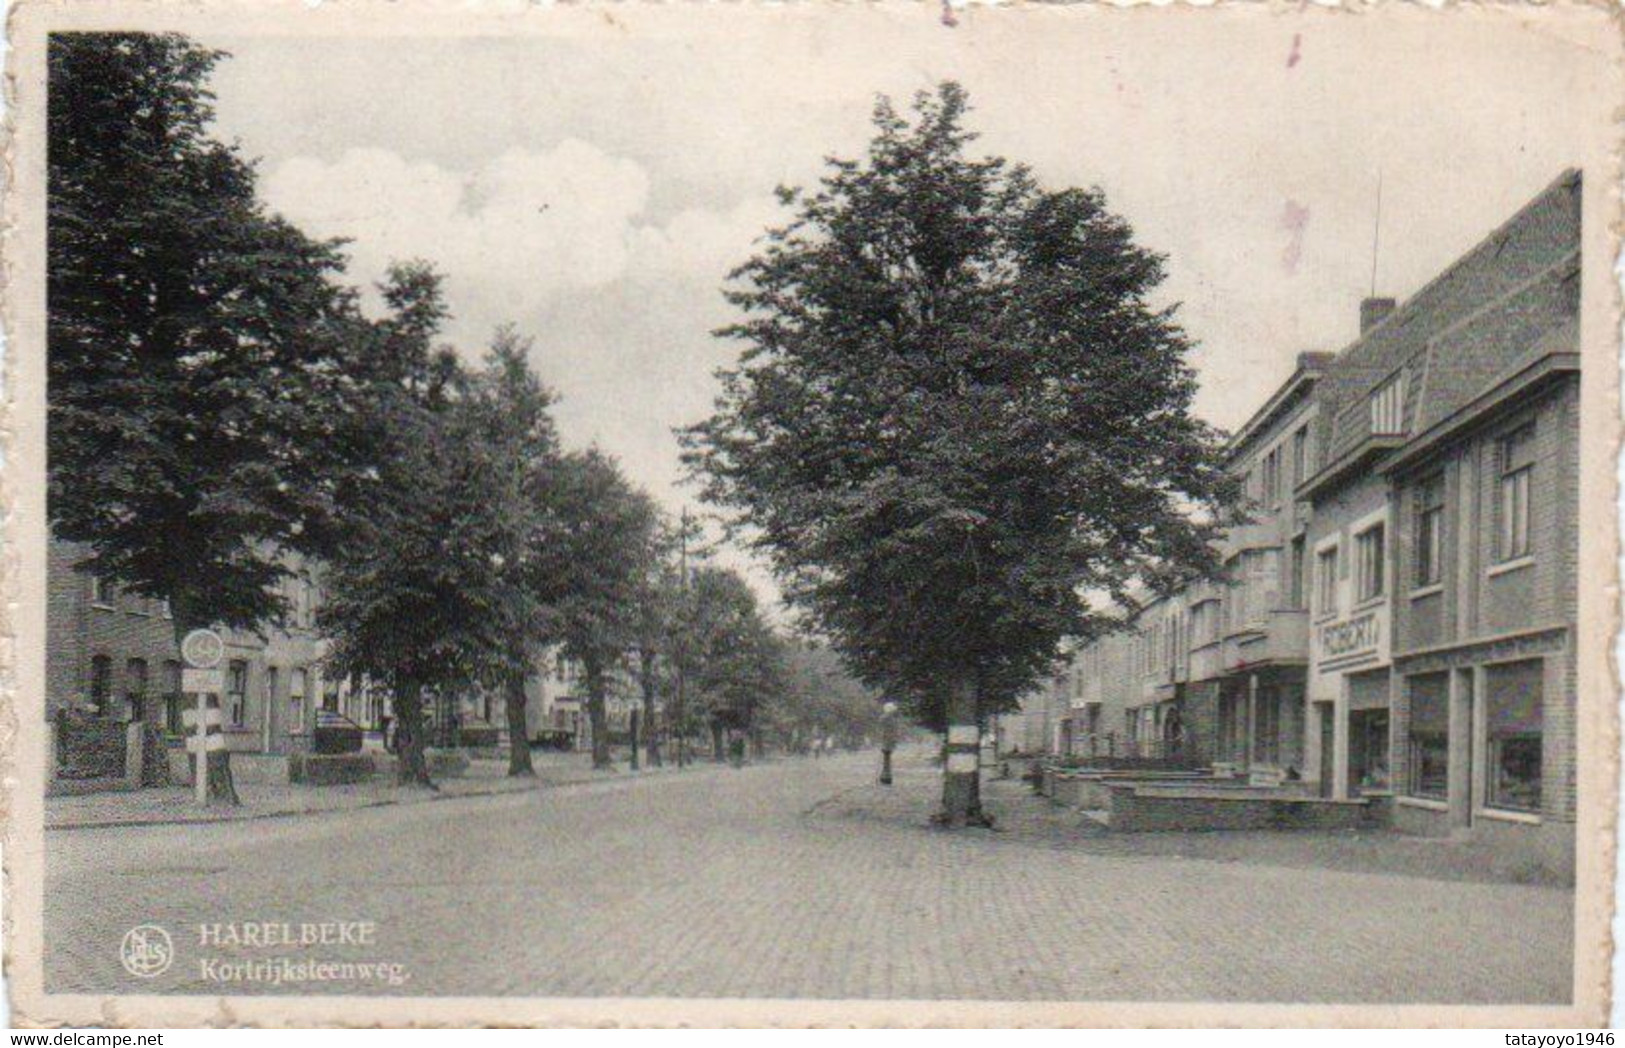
879, 701, 899, 786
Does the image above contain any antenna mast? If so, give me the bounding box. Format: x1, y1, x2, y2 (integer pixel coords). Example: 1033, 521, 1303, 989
1369, 170, 1384, 297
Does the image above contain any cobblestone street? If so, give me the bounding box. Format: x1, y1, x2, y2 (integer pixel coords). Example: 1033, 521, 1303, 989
45, 748, 1573, 1003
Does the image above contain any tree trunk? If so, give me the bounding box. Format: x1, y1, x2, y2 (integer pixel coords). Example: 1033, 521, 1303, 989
505, 668, 534, 777
629, 707, 641, 771
585, 654, 613, 770
936, 676, 990, 827
393, 675, 436, 788
639, 650, 662, 768
710, 720, 725, 763
170, 603, 239, 807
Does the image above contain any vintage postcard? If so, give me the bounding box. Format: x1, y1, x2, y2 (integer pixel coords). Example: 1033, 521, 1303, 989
3, 0, 1619, 1029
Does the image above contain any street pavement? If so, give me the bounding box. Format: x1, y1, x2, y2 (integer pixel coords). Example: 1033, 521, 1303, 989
43, 747, 1573, 1003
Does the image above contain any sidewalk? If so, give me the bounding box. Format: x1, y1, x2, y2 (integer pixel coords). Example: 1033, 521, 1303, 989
45, 747, 731, 831
813, 753, 1572, 887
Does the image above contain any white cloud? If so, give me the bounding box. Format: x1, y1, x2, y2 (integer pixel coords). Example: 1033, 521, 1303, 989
261, 142, 779, 343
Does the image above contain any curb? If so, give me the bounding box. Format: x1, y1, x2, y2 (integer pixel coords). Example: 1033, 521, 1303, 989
44, 757, 752, 832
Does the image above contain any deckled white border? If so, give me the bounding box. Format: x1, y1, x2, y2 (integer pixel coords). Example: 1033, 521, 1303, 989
1, 0, 1618, 1028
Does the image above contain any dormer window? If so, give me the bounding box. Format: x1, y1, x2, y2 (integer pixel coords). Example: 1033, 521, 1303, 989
1369, 373, 1405, 436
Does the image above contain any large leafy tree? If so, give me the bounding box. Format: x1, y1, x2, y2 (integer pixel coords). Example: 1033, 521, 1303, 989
318, 265, 532, 787
48, 33, 366, 804
626, 519, 687, 770
686, 83, 1236, 825
461, 328, 565, 778
550, 451, 662, 770
673, 566, 781, 762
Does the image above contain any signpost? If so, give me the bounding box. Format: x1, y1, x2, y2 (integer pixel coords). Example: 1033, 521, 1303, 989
181, 628, 225, 805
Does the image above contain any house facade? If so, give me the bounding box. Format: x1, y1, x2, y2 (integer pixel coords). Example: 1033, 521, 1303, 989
1029, 170, 1582, 875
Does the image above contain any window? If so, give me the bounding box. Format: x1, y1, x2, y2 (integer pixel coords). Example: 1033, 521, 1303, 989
1407, 673, 1449, 800
89, 575, 112, 607
160, 598, 173, 620
1414, 474, 1445, 588
125, 658, 149, 720
290, 668, 308, 735
1369, 373, 1405, 435
163, 660, 183, 735
1253, 690, 1281, 765
1355, 524, 1386, 602
226, 660, 249, 727
1350, 709, 1390, 794
1288, 536, 1306, 610
1315, 546, 1339, 616
1291, 426, 1309, 488
1262, 448, 1281, 506
89, 655, 113, 716
1497, 425, 1535, 562
264, 666, 280, 725
1485, 660, 1542, 813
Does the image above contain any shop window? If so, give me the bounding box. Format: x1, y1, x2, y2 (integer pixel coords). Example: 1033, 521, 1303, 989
1485, 660, 1543, 813
1414, 474, 1445, 588
226, 660, 249, 728
1355, 523, 1386, 602
1407, 673, 1449, 800
1497, 424, 1535, 562
1349, 708, 1390, 795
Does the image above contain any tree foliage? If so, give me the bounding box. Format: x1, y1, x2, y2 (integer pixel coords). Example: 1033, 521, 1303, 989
685, 82, 1237, 732
48, 32, 365, 631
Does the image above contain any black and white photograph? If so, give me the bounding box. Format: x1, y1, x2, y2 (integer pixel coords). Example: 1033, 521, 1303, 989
4, 0, 1619, 1029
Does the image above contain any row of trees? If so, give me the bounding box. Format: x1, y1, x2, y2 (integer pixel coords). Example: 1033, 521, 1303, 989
48, 32, 866, 803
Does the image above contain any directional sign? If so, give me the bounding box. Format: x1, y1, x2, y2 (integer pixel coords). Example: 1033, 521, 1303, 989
184, 733, 228, 754
180, 706, 223, 730
181, 667, 224, 694
181, 628, 225, 670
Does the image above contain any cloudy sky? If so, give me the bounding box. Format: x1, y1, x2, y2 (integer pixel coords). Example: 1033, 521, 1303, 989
198, 5, 1607, 608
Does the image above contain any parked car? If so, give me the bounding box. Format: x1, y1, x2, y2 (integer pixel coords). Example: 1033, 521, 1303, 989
530, 729, 576, 751
313, 709, 365, 755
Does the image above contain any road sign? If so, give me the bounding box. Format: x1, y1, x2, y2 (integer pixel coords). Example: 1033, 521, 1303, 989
181, 667, 224, 694
184, 733, 228, 754
181, 628, 224, 669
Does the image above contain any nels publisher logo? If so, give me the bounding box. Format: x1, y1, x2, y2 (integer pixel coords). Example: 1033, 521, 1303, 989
119, 924, 174, 978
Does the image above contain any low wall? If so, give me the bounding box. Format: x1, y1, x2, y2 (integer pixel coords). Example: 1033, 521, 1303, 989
289, 752, 377, 786
48, 718, 142, 796
54, 715, 127, 780
1107, 784, 1376, 833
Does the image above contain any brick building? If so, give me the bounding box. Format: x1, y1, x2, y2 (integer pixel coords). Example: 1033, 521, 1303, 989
1032, 169, 1581, 875
1191, 353, 1329, 776
48, 539, 332, 773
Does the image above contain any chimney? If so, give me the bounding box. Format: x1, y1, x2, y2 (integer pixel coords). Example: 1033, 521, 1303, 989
1360, 296, 1397, 335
